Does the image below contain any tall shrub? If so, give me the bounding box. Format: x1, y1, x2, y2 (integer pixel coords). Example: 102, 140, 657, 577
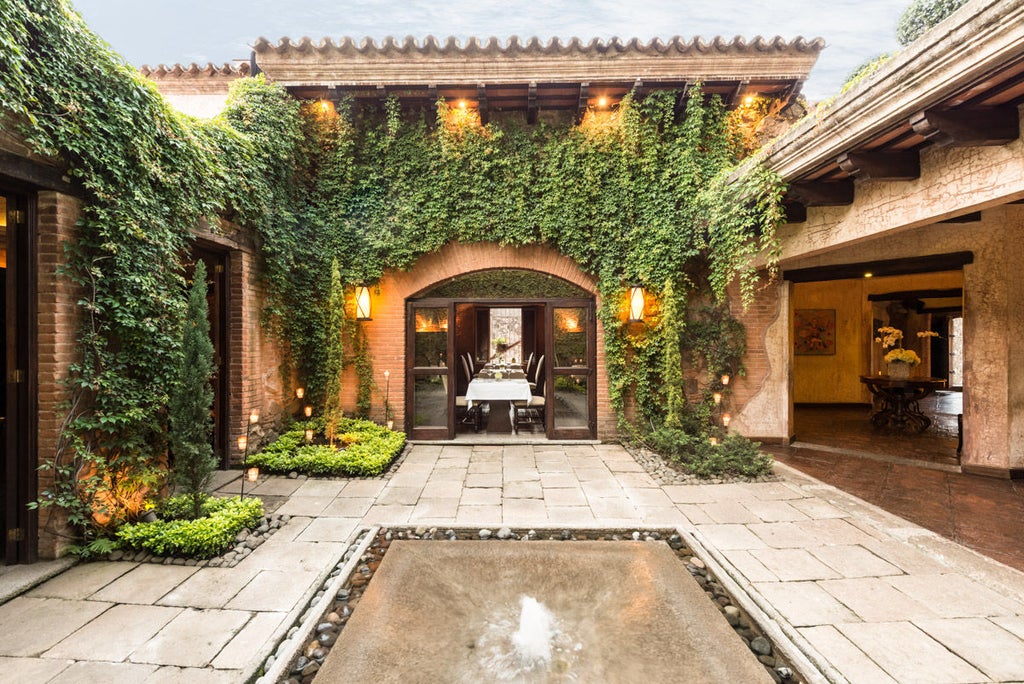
322, 259, 345, 444
168, 260, 217, 519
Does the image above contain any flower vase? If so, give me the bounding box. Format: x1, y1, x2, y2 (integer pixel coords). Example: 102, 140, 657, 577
888, 362, 911, 380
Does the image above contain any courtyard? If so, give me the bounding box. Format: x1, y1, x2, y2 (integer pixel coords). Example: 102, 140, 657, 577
2, 443, 1023, 682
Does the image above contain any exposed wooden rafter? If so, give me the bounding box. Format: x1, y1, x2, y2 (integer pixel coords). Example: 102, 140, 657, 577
576, 82, 590, 123
836, 151, 920, 181
782, 201, 807, 224
909, 106, 1020, 147
477, 84, 489, 125
784, 251, 974, 283
939, 211, 982, 223
786, 180, 855, 207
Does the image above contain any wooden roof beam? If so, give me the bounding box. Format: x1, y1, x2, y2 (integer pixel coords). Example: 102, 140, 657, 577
477, 84, 489, 125
783, 201, 807, 224
576, 82, 590, 123
837, 151, 920, 181
909, 106, 1020, 147
786, 180, 854, 207
527, 82, 538, 124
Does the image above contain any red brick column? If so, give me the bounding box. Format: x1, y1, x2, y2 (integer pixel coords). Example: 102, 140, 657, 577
35, 191, 82, 558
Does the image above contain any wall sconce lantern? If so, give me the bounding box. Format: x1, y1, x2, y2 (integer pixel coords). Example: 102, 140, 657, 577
304, 405, 313, 419
627, 285, 646, 322
722, 413, 732, 428
713, 392, 723, 405
295, 387, 305, 400
355, 285, 372, 321
304, 429, 314, 444
721, 374, 731, 386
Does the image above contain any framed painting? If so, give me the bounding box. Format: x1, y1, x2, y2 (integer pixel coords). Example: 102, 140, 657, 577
794, 309, 836, 355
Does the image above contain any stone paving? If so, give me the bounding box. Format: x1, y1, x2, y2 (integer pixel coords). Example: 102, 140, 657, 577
1, 443, 1023, 682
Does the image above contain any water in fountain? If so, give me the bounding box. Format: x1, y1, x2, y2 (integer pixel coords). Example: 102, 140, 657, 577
478, 594, 580, 681
512, 596, 554, 665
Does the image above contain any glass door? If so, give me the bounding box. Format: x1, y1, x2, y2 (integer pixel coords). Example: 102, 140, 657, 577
406, 300, 454, 440
2, 190, 36, 564
546, 301, 596, 439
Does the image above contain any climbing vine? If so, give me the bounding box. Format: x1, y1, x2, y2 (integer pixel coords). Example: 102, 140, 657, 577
0, 1, 302, 546
1, 0, 783, 545
273, 88, 782, 427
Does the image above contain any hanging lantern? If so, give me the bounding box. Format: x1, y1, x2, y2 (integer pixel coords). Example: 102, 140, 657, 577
249, 409, 260, 425
713, 392, 723, 405
721, 374, 731, 386
304, 405, 313, 419
236, 435, 248, 452
246, 467, 260, 483
295, 387, 305, 400
722, 413, 732, 427
627, 285, 646, 322
355, 285, 372, 320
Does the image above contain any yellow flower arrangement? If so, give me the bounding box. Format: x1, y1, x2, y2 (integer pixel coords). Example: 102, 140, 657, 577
876, 326, 921, 366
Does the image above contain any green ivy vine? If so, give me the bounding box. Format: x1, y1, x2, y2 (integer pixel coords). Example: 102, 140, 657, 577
272, 88, 783, 428
1, 0, 783, 545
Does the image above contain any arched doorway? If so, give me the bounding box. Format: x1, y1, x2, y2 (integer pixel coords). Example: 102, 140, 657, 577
406, 269, 597, 441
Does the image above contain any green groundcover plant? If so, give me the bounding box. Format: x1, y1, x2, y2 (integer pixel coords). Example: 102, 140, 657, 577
117, 495, 263, 559
249, 418, 406, 477
647, 428, 773, 479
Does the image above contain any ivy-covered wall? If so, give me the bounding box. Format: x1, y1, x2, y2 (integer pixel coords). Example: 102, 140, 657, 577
1, 0, 785, 551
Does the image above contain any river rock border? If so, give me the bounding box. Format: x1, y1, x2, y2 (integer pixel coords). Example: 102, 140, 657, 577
259, 526, 805, 684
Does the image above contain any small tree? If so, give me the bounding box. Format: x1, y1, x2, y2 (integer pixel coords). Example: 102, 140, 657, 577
323, 259, 346, 445
169, 260, 217, 519
659, 280, 686, 430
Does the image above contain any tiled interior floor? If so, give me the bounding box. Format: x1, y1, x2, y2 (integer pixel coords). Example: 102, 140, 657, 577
768, 445, 1024, 573
792, 391, 961, 467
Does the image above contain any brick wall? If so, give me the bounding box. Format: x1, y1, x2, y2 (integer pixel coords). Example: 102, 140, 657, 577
35, 191, 82, 558
339, 241, 616, 439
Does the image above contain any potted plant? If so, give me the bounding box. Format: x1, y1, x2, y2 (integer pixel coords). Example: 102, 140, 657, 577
876, 326, 921, 379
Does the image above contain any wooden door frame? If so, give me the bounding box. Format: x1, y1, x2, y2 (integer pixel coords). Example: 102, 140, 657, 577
3, 189, 38, 564
405, 296, 597, 440
190, 244, 231, 468
405, 299, 456, 440
545, 299, 597, 440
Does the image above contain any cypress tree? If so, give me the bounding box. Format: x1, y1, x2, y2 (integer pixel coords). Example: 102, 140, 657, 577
169, 259, 217, 519
323, 259, 346, 445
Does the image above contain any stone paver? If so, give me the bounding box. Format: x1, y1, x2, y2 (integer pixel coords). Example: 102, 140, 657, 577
4, 442, 1024, 684
45, 604, 181, 661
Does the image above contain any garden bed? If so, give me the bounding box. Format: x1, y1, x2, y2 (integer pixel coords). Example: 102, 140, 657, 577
112, 495, 275, 566
249, 418, 406, 477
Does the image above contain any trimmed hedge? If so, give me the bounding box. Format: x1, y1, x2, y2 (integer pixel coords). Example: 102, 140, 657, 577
116, 495, 264, 559
249, 418, 406, 477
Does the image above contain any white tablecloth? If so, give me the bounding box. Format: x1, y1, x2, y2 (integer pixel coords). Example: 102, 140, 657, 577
465, 378, 532, 409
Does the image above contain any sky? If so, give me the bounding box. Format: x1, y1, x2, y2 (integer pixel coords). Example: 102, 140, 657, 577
69, 0, 910, 101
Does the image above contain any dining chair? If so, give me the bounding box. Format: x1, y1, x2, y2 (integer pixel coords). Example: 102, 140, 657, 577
528, 355, 544, 392
524, 352, 535, 377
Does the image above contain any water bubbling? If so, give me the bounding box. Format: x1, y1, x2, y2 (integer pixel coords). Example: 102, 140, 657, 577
476, 594, 579, 681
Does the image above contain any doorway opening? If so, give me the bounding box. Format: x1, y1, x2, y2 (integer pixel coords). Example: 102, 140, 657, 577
405, 270, 597, 441
2, 189, 37, 564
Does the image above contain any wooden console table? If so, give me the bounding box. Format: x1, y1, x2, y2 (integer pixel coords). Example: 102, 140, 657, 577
860, 375, 947, 433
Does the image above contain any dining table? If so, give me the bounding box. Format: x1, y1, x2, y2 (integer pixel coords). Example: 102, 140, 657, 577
860, 374, 947, 433
464, 367, 532, 433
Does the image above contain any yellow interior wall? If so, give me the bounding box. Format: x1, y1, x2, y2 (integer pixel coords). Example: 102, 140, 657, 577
792, 270, 963, 403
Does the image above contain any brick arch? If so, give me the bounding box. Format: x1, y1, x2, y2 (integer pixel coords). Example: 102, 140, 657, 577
341, 241, 615, 439
397, 242, 599, 299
